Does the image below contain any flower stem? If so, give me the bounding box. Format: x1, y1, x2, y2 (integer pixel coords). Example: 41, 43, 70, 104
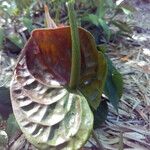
67, 1, 81, 90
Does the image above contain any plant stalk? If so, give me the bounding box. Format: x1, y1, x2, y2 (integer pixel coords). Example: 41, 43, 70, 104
67, 1, 81, 90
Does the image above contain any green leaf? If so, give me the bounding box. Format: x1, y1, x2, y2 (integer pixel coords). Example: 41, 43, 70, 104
96, 0, 106, 18
79, 51, 107, 109
0, 27, 4, 49
93, 100, 108, 128
22, 17, 34, 32
112, 68, 123, 98
6, 114, 20, 139
7, 34, 23, 48
98, 18, 111, 41
104, 56, 123, 111
111, 20, 132, 33
97, 44, 107, 53
83, 14, 112, 41
83, 14, 99, 26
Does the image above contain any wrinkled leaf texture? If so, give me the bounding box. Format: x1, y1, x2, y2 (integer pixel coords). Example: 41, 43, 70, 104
10, 26, 107, 149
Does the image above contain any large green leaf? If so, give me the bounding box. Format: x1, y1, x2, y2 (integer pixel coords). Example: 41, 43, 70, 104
82, 14, 99, 26
96, 0, 106, 18
104, 56, 123, 111
82, 15, 111, 41
15, 0, 33, 10
93, 100, 108, 128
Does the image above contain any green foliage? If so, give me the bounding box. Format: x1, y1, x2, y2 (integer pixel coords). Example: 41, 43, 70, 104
82, 0, 134, 42
97, 45, 123, 111
22, 17, 34, 32
83, 14, 111, 40
0, 114, 19, 147
0, 27, 4, 49
104, 56, 123, 111
15, 0, 33, 10
7, 34, 23, 48
93, 100, 108, 128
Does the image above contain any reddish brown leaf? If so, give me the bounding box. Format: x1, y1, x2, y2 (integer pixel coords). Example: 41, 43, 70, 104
24, 27, 99, 86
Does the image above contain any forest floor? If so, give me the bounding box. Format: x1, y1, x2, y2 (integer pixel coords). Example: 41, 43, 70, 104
88, 1, 150, 149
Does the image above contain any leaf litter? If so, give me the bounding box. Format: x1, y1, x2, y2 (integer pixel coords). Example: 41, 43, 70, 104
89, 1, 150, 149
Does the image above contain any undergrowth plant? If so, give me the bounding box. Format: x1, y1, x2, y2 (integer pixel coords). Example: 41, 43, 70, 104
0, 0, 123, 149
82, 0, 135, 42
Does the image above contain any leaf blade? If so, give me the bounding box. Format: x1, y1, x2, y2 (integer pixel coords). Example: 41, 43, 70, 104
104, 56, 123, 111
